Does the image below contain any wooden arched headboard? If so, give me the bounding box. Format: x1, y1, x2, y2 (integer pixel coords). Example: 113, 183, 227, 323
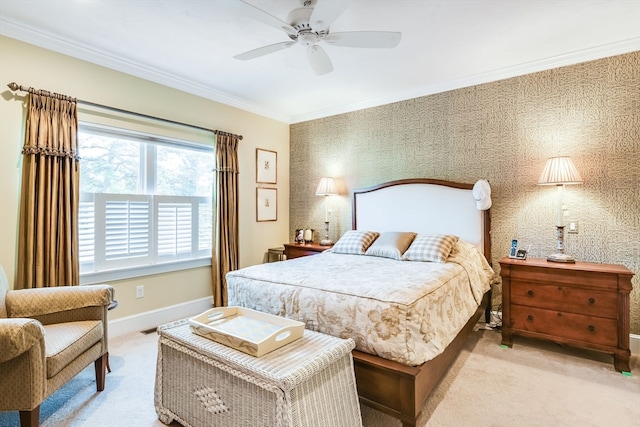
352, 178, 491, 264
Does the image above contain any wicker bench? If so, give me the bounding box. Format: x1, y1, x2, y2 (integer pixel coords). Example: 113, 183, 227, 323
154, 319, 362, 427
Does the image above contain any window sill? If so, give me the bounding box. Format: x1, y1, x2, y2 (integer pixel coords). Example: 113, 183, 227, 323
80, 258, 212, 285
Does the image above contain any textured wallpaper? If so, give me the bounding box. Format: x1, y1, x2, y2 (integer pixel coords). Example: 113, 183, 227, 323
290, 52, 640, 334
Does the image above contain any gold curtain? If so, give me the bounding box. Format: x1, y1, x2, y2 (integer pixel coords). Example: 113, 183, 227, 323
212, 133, 240, 306
16, 92, 80, 288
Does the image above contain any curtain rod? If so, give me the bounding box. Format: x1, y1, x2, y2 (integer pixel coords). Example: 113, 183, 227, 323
6, 82, 243, 140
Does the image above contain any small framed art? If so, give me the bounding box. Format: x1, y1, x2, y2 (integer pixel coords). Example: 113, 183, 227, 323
256, 148, 277, 184
256, 187, 277, 222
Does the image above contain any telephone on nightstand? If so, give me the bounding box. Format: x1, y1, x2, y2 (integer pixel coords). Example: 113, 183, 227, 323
508, 239, 528, 260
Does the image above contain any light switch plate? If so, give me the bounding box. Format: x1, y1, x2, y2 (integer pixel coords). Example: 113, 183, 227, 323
568, 221, 579, 234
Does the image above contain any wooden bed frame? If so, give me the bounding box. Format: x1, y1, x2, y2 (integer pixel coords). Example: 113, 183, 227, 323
350, 178, 492, 427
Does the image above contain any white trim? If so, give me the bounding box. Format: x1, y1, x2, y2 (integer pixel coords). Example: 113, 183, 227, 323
290, 39, 640, 123
81, 257, 212, 285
0, 18, 289, 124
630, 334, 640, 356
1, 15, 637, 125
108, 297, 212, 338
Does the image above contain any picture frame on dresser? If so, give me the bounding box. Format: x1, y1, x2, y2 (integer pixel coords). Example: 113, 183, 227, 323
256, 148, 277, 184
256, 187, 277, 222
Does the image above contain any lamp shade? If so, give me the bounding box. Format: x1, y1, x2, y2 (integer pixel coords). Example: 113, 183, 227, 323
537, 156, 583, 185
315, 177, 338, 196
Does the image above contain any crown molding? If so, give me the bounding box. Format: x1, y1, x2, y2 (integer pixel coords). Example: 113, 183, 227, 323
289, 38, 640, 123
0, 18, 290, 123
2, 16, 637, 125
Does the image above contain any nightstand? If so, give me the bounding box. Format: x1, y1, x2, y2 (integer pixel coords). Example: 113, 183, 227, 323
267, 247, 285, 263
283, 242, 332, 259
499, 257, 634, 372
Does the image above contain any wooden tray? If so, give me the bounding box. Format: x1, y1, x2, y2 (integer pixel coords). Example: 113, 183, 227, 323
188, 306, 305, 357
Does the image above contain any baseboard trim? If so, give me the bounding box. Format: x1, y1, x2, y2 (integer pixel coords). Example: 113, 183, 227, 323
630, 334, 640, 356
108, 297, 213, 338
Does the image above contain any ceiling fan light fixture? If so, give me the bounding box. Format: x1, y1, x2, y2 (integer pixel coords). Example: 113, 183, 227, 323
298, 31, 319, 47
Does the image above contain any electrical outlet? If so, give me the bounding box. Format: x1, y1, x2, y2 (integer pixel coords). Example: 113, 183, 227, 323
136, 285, 144, 298
568, 221, 579, 234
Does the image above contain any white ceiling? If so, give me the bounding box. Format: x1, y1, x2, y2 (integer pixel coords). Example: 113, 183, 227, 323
1, 0, 639, 124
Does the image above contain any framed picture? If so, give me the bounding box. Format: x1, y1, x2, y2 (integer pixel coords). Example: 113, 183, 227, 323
256, 187, 277, 222
256, 148, 277, 184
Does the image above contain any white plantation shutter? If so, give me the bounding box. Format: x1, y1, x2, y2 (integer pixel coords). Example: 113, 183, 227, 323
80, 194, 212, 272
105, 198, 150, 261
157, 201, 192, 257
78, 200, 95, 266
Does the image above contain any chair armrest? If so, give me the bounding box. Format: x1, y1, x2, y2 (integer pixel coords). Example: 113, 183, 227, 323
0, 318, 45, 363
5, 284, 114, 319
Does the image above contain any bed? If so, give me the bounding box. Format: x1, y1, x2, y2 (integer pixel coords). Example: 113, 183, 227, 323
227, 178, 494, 427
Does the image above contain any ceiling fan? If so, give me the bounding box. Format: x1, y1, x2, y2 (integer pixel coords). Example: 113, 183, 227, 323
234, 0, 402, 75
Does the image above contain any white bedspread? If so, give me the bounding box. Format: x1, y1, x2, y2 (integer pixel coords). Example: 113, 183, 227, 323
226, 240, 494, 366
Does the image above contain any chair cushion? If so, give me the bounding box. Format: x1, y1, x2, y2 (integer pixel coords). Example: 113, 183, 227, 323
43, 320, 103, 378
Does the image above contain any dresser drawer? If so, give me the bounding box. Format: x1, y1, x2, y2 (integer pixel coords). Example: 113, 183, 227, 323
286, 249, 318, 259
508, 264, 622, 290
283, 243, 332, 259
511, 305, 618, 347
510, 280, 617, 318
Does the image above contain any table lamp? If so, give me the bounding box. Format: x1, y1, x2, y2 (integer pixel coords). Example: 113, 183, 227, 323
315, 177, 338, 246
537, 156, 583, 263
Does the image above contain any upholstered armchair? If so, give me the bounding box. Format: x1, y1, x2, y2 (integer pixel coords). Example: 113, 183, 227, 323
0, 266, 114, 427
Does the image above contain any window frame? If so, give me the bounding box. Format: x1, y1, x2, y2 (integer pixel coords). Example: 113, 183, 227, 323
78, 122, 214, 285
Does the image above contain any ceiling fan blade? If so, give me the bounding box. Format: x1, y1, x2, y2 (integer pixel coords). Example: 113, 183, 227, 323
309, 0, 349, 33
324, 31, 402, 48
306, 45, 333, 75
234, 41, 296, 61
236, 0, 297, 37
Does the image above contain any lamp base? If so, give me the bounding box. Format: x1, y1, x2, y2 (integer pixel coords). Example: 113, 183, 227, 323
320, 220, 333, 246
547, 225, 575, 263
547, 253, 576, 263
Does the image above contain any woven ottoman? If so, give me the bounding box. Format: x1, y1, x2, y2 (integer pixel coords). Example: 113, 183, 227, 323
154, 319, 362, 427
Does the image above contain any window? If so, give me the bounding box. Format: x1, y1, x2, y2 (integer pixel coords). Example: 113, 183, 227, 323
78, 123, 214, 282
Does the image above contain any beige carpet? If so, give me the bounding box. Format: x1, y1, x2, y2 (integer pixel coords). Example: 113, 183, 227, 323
1, 326, 638, 427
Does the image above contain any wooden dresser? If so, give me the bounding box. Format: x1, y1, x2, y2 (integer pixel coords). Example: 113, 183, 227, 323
499, 257, 634, 372
283, 242, 332, 259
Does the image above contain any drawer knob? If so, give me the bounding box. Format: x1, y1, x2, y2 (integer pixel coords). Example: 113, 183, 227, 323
588, 297, 595, 305
527, 315, 534, 322
588, 325, 596, 333
527, 290, 534, 297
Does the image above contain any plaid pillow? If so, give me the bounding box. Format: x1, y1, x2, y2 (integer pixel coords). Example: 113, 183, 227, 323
330, 230, 380, 255
365, 231, 417, 260
402, 234, 459, 263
